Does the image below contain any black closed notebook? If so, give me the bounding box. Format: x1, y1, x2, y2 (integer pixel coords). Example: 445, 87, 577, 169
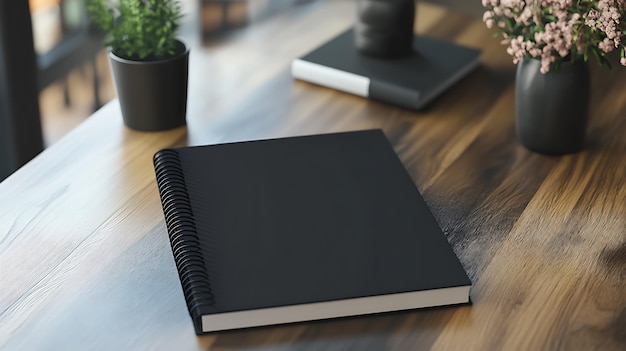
153, 129, 471, 334
292, 29, 481, 110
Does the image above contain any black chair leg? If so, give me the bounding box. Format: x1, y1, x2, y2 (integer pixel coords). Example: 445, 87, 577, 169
63, 77, 71, 107
91, 58, 101, 111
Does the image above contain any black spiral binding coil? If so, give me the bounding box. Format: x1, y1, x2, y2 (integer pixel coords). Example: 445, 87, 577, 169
153, 149, 214, 332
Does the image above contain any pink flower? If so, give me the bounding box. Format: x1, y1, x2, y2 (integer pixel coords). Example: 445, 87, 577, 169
483, 11, 495, 28
599, 38, 616, 52
483, 0, 626, 73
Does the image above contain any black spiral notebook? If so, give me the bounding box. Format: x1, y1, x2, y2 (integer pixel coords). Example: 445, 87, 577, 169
153, 130, 471, 334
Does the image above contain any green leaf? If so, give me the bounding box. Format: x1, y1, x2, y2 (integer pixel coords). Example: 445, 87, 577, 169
87, 0, 184, 60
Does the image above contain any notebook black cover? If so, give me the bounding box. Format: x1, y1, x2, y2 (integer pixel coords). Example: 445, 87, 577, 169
153, 129, 471, 334
292, 29, 481, 110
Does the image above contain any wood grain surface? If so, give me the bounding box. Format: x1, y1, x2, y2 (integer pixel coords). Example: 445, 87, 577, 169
1, 1, 625, 350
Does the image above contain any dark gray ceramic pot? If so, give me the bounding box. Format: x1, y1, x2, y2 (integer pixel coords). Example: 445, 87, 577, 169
355, 0, 415, 58
515, 58, 590, 155
109, 40, 189, 131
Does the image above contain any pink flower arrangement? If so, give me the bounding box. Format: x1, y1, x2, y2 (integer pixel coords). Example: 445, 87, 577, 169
482, 0, 626, 73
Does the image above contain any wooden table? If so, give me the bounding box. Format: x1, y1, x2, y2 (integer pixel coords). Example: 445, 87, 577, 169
1, 1, 625, 350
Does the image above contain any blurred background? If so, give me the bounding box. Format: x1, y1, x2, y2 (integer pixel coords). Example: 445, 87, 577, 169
29, 0, 482, 146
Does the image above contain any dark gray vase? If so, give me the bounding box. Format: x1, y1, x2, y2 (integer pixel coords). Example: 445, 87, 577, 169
355, 0, 415, 58
109, 40, 189, 131
515, 58, 590, 154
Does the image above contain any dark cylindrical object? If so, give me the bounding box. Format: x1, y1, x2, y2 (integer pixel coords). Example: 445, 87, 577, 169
109, 40, 189, 131
355, 0, 415, 58
515, 58, 590, 154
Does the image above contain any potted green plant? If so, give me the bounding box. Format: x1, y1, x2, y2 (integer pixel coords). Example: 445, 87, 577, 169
87, 0, 189, 131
